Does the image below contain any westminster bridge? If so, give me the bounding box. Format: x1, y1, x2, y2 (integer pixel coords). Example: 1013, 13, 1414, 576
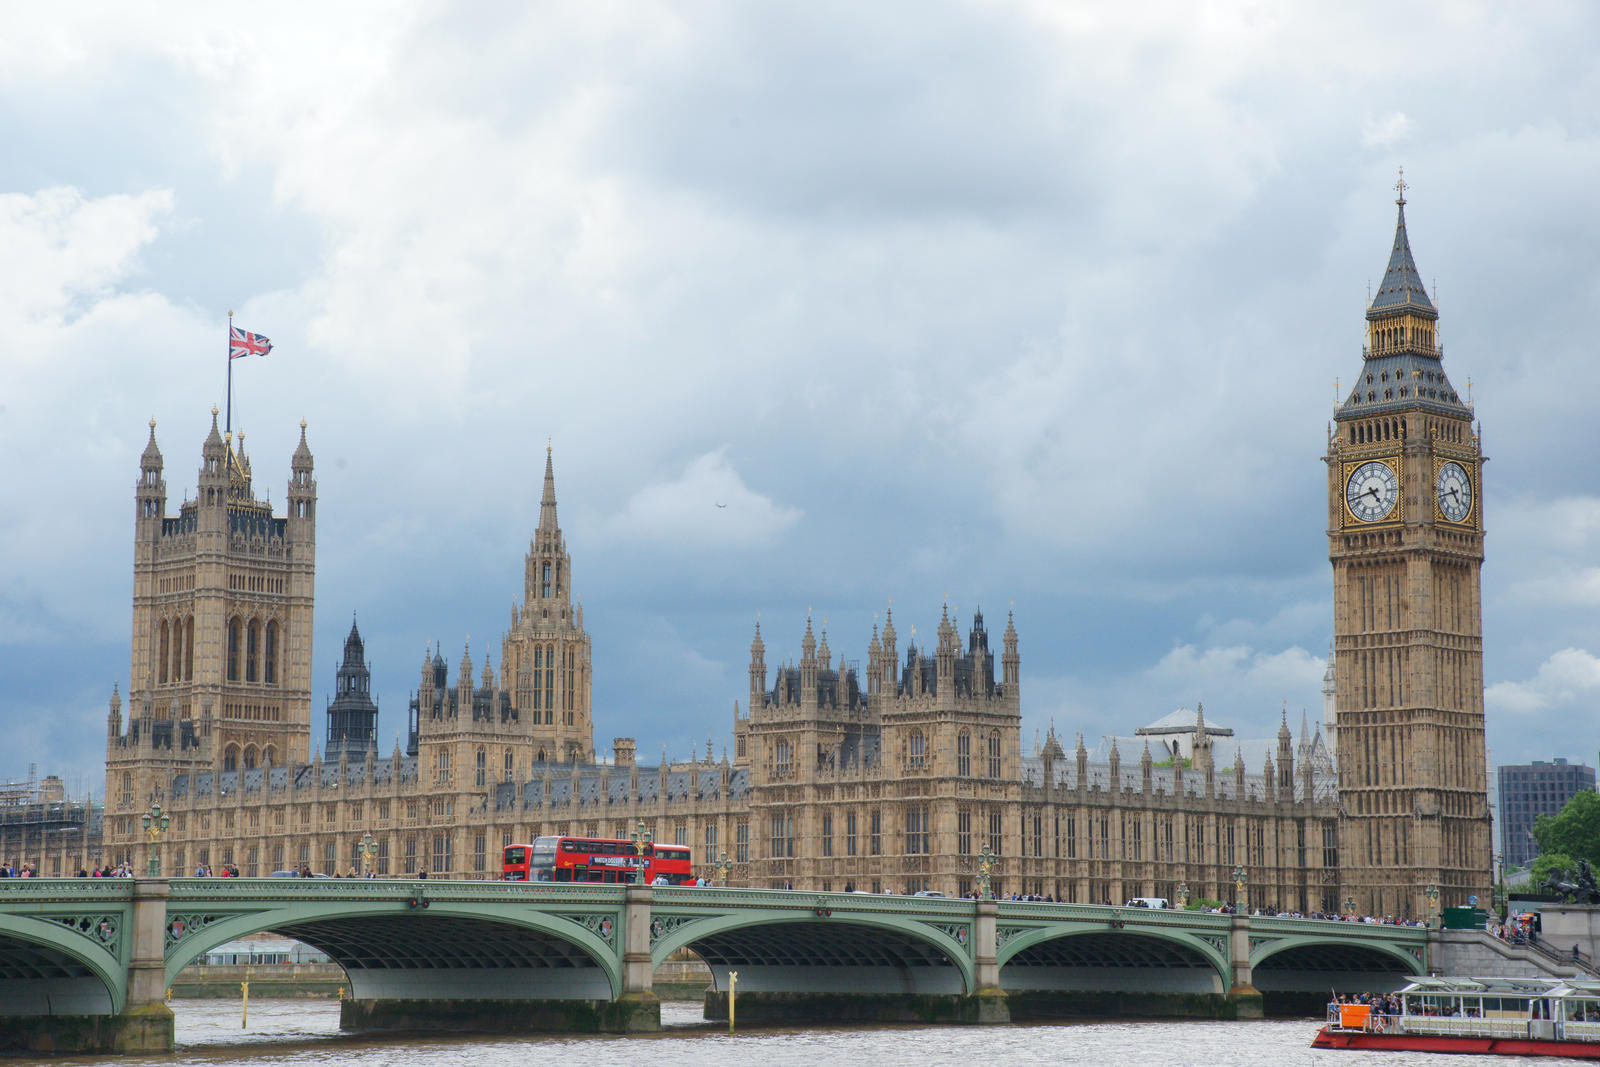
0, 879, 1428, 1052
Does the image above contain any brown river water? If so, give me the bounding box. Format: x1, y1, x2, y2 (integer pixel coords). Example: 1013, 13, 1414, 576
9, 1000, 1554, 1066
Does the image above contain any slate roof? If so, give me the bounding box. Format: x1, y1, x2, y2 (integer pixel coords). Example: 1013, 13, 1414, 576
1368, 200, 1435, 316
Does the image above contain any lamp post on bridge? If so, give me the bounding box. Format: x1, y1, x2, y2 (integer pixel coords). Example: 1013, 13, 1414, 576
1177, 881, 1190, 910
1344, 895, 1356, 917
714, 850, 733, 887
1231, 864, 1247, 912
632, 820, 654, 886
358, 831, 377, 878
977, 843, 996, 901
140, 801, 170, 878
1424, 882, 1441, 927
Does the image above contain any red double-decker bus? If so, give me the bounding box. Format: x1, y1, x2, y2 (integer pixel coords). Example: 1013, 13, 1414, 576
502, 836, 696, 884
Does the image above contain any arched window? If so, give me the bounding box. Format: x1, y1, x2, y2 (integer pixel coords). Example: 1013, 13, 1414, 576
476, 747, 486, 787
158, 620, 170, 684
988, 733, 1002, 778
544, 644, 555, 720
908, 729, 926, 770
243, 745, 258, 771
264, 621, 279, 685
532, 646, 543, 709
537, 748, 546, 763
262, 746, 276, 767
774, 739, 792, 779
227, 618, 242, 681
542, 562, 552, 598
957, 731, 971, 777
224, 745, 239, 772
246, 619, 260, 682
504, 749, 514, 782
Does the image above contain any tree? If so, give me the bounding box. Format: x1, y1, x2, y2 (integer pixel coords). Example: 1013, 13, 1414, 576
1531, 852, 1579, 894
1532, 790, 1600, 868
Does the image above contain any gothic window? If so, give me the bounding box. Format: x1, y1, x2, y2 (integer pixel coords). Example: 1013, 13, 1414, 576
870, 809, 882, 855
544, 644, 555, 714
821, 813, 833, 857
768, 813, 792, 858
158, 620, 170, 684
736, 821, 749, 863
184, 616, 194, 680
227, 618, 242, 681
504, 749, 514, 781
845, 812, 858, 856
437, 750, 450, 783
773, 739, 791, 779
476, 748, 486, 787
262, 746, 275, 767
704, 823, 718, 864
223, 746, 238, 772
957, 732, 970, 777
907, 729, 926, 770
246, 619, 260, 682
987, 733, 1002, 778
243, 745, 257, 771
906, 805, 929, 854
264, 621, 279, 685
957, 808, 971, 854
542, 562, 551, 598
989, 810, 1003, 854
532, 646, 542, 710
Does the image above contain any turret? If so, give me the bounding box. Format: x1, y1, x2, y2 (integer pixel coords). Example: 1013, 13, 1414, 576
800, 615, 817, 711
1277, 707, 1295, 796
749, 622, 766, 710
1001, 610, 1019, 691
136, 419, 165, 532
107, 685, 122, 740
287, 419, 316, 536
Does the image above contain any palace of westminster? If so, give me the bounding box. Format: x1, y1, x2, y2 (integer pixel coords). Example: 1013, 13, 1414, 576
18, 194, 1493, 920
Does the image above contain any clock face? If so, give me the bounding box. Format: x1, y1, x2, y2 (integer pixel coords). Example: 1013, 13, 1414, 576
1436, 461, 1473, 523
1346, 460, 1400, 523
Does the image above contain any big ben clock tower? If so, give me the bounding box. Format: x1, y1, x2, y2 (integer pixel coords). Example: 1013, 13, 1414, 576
1328, 176, 1492, 920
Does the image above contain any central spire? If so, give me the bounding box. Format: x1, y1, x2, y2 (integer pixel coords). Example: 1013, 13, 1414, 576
1368, 169, 1435, 319
539, 442, 559, 533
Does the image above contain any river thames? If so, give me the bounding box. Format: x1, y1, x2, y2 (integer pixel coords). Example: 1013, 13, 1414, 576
12, 999, 1555, 1067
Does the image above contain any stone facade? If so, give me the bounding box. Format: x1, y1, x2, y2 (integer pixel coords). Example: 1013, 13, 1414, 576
1327, 187, 1494, 918
100, 421, 1339, 912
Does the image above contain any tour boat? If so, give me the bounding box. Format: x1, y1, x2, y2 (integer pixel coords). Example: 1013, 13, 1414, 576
1313, 977, 1600, 1059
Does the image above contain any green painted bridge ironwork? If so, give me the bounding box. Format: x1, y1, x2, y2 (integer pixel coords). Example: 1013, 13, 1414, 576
0, 879, 1429, 1051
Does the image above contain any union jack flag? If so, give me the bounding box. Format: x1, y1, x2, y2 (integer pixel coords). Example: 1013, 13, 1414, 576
229, 325, 273, 360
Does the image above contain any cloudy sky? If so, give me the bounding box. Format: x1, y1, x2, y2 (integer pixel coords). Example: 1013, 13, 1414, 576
3, 2, 1599, 799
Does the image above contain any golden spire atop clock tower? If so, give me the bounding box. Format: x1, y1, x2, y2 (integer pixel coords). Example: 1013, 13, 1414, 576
1327, 177, 1491, 919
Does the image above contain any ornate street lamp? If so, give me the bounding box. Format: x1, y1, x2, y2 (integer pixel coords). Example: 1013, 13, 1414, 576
1344, 895, 1356, 916
632, 820, 654, 886
977, 842, 996, 901
1424, 882, 1441, 927
358, 831, 378, 877
140, 801, 171, 878
714, 850, 733, 887
1231, 864, 1247, 910
1177, 881, 1190, 909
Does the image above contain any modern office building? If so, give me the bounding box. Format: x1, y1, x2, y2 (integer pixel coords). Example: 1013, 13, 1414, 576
1498, 759, 1596, 870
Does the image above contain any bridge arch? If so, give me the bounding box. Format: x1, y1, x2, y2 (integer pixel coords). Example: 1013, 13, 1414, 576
997, 925, 1230, 994
0, 913, 127, 1016
1250, 935, 1423, 993
652, 911, 975, 996
164, 899, 622, 1002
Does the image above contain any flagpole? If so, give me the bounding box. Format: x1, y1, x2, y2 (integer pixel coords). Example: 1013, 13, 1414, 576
226, 309, 234, 435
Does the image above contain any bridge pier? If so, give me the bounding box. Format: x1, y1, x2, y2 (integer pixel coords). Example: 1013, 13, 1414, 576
612, 884, 662, 1032
1227, 915, 1263, 1019
967, 899, 1010, 1023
